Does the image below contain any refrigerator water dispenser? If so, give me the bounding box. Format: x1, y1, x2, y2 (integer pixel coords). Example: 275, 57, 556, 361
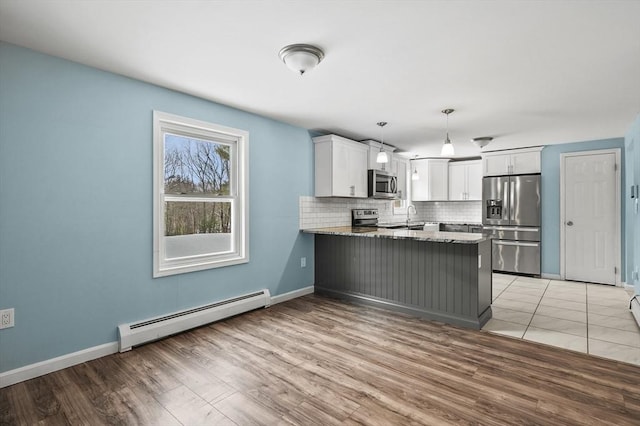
486, 200, 503, 220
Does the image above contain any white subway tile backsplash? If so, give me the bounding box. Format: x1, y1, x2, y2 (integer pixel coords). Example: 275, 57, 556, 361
299, 196, 482, 229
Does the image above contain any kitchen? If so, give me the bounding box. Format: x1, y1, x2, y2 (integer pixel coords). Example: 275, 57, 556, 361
1, 1, 640, 424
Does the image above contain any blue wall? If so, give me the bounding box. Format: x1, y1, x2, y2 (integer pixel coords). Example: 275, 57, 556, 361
625, 114, 640, 293
541, 138, 626, 278
0, 43, 314, 373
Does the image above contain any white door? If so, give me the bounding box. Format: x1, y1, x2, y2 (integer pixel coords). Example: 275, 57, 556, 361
563, 152, 618, 284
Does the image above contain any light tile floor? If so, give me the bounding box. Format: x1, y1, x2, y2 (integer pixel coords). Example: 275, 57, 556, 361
482, 273, 640, 366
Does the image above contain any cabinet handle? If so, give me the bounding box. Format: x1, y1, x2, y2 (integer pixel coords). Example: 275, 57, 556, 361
350, 185, 355, 196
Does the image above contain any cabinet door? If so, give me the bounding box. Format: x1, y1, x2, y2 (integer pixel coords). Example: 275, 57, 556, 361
511, 151, 541, 174
483, 154, 510, 176
448, 162, 466, 200
466, 161, 483, 200
368, 146, 394, 172
394, 158, 408, 200
428, 160, 449, 200
350, 146, 369, 197
411, 160, 430, 201
332, 141, 352, 196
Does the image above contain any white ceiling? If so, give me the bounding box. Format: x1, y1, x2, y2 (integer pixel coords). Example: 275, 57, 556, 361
1, 0, 639, 157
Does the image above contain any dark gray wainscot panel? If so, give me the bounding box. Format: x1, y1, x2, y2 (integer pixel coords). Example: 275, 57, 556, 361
314, 235, 492, 329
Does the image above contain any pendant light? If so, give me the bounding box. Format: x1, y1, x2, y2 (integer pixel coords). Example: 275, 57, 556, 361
376, 121, 389, 164
411, 155, 420, 180
440, 108, 455, 156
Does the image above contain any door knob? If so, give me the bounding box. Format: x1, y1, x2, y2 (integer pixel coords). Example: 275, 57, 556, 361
566, 221, 574, 226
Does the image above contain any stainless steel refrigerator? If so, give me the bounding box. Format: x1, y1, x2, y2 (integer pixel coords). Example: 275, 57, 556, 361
482, 174, 541, 276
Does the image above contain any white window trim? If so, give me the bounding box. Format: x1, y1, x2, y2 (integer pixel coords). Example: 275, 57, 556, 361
153, 111, 249, 277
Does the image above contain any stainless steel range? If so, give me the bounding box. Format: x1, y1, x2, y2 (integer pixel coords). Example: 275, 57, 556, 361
482, 174, 541, 276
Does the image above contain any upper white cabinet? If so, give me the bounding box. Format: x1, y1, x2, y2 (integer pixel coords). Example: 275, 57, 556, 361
393, 157, 408, 200
411, 159, 450, 201
314, 135, 369, 197
364, 140, 395, 172
482, 147, 543, 176
448, 160, 482, 200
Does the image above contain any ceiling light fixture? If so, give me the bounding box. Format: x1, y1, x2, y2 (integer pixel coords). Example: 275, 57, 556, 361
278, 44, 324, 75
376, 121, 389, 164
440, 108, 455, 156
411, 155, 420, 181
471, 136, 493, 149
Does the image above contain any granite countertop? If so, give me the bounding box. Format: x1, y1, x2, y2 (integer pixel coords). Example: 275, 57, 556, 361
302, 226, 489, 244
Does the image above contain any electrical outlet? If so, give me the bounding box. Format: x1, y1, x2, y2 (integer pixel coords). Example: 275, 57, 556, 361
0, 308, 14, 329
301, 257, 307, 268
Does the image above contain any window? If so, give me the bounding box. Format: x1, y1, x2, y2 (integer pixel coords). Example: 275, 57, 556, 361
153, 111, 248, 277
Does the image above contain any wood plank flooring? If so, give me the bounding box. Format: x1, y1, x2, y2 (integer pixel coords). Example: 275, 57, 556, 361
2, 294, 639, 425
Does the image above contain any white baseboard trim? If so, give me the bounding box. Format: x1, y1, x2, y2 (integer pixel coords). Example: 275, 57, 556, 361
270, 286, 314, 305
541, 273, 562, 280
1, 287, 316, 388
0, 341, 118, 389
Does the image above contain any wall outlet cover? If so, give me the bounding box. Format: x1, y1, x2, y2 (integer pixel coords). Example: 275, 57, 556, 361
0, 308, 15, 329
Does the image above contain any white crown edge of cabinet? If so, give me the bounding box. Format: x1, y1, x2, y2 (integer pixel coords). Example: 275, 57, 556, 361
480, 146, 543, 157
312, 134, 369, 151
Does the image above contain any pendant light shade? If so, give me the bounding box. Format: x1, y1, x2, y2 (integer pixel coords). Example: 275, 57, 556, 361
440, 108, 455, 156
278, 44, 324, 75
376, 121, 389, 164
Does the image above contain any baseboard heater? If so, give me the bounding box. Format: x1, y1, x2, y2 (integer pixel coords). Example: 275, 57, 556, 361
117, 289, 271, 352
631, 295, 640, 329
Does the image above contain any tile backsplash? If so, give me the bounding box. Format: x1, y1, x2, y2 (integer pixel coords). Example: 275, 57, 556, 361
415, 201, 482, 224
299, 196, 482, 229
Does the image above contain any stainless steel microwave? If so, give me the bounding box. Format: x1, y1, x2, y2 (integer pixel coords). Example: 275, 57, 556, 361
368, 169, 398, 199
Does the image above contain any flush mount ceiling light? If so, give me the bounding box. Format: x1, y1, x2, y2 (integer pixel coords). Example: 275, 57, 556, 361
472, 136, 493, 149
376, 121, 389, 164
278, 44, 325, 75
440, 108, 455, 156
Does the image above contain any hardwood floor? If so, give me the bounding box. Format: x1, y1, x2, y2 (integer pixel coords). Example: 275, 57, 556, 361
2, 294, 639, 425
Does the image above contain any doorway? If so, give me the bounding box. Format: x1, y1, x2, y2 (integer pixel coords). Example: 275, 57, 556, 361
560, 149, 621, 285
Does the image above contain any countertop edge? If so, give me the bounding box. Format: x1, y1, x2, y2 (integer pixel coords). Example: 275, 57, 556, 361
301, 227, 489, 244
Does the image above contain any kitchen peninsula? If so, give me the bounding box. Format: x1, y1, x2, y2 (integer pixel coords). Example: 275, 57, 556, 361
303, 227, 492, 329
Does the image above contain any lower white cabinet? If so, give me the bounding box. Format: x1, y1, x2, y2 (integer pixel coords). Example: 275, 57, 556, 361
411, 159, 449, 201
449, 160, 482, 200
314, 135, 369, 197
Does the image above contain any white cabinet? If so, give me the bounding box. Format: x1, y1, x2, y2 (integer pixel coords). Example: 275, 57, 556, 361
393, 157, 408, 200
364, 140, 395, 172
482, 147, 543, 176
411, 159, 450, 201
314, 135, 369, 197
448, 160, 482, 200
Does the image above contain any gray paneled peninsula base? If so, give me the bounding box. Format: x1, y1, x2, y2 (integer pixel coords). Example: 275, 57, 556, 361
303, 227, 492, 329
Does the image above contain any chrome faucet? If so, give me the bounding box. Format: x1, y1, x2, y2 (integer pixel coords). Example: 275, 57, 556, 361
406, 204, 417, 225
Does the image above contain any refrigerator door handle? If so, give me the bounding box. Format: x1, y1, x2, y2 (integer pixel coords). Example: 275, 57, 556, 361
494, 240, 540, 247
502, 178, 510, 222
484, 226, 539, 232
510, 179, 516, 222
